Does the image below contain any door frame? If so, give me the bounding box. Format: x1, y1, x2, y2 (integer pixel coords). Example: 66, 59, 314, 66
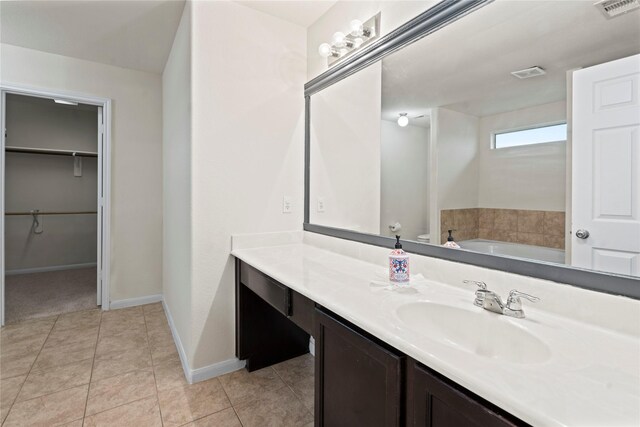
0, 83, 112, 325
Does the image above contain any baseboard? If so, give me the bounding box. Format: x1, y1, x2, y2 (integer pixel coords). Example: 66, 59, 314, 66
190, 358, 246, 383
5, 262, 97, 276
162, 299, 245, 384
161, 299, 192, 383
109, 294, 163, 310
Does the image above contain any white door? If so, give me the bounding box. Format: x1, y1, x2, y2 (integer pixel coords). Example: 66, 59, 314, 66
97, 107, 104, 305
572, 54, 640, 276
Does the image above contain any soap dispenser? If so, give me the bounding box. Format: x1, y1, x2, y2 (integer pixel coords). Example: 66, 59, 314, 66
389, 235, 410, 284
442, 229, 460, 249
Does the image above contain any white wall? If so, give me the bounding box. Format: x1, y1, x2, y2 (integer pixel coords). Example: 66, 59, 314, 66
1, 43, 163, 301
309, 62, 382, 234
188, 0, 306, 370
6, 94, 97, 152
435, 107, 480, 210
477, 101, 566, 211
162, 2, 192, 357
380, 120, 430, 240
307, 1, 437, 80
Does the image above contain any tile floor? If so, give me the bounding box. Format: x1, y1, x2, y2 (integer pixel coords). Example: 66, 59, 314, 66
0, 303, 315, 426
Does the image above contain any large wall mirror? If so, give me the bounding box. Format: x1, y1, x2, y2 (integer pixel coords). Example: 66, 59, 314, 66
305, 0, 640, 296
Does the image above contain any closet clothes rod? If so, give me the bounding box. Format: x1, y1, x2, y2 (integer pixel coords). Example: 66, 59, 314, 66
5, 211, 98, 216
5, 146, 98, 157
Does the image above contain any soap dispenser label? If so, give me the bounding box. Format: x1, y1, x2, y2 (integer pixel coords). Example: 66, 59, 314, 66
389, 257, 409, 283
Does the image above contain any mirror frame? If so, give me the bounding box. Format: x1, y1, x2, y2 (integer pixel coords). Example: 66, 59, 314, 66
303, 0, 640, 299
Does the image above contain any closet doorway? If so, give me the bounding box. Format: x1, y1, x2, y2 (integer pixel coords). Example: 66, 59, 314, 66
0, 85, 111, 325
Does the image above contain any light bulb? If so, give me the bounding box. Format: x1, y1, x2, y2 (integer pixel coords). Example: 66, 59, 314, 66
350, 19, 363, 36
397, 115, 409, 127
318, 43, 332, 58
353, 37, 364, 48
331, 31, 346, 47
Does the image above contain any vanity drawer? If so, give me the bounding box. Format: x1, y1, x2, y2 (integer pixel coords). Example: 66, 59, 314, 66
240, 262, 291, 316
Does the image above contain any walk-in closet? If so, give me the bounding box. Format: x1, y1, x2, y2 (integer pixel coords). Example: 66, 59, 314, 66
3, 93, 100, 323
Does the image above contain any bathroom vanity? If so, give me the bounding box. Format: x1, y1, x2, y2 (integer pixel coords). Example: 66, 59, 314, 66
236, 257, 523, 426
232, 232, 640, 427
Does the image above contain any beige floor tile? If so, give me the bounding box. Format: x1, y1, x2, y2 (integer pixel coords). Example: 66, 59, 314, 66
219, 366, 285, 406
33, 339, 96, 371
17, 357, 93, 401
44, 324, 99, 349
142, 302, 164, 314
83, 395, 162, 427
101, 306, 143, 320
144, 314, 170, 332
86, 367, 156, 415
273, 353, 314, 386
1, 334, 47, 359
92, 346, 152, 381
0, 316, 56, 346
3, 384, 88, 427
150, 339, 180, 366
54, 309, 102, 331
153, 359, 188, 391
60, 419, 83, 427
290, 375, 314, 413
234, 385, 313, 427
158, 377, 231, 427
0, 337, 42, 379
0, 374, 26, 423
147, 328, 173, 347
96, 328, 148, 354
99, 312, 146, 337
184, 408, 243, 427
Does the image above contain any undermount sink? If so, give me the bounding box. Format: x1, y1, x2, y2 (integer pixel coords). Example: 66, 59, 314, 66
396, 302, 551, 364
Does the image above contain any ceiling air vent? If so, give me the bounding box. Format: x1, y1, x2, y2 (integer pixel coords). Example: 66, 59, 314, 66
595, 0, 640, 18
511, 66, 546, 79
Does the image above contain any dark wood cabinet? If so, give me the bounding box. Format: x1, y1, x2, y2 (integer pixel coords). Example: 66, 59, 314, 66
406, 359, 527, 427
235, 259, 310, 371
315, 307, 405, 427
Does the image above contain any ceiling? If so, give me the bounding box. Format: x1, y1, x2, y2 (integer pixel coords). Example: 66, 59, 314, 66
236, 1, 337, 27
381, 0, 640, 122
0, 0, 336, 74
0, 0, 186, 74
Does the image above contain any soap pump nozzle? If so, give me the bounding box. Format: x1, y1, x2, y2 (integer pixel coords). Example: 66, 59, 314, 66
395, 235, 402, 249
447, 230, 455, 242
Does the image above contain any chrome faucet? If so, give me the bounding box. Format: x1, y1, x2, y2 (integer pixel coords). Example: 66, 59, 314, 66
465, 280, 539, 319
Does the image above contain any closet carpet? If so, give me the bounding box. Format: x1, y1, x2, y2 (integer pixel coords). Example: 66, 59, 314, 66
5, 267, 97, 324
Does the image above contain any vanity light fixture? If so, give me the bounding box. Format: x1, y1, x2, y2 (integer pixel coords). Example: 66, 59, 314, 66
318, 12, 381, 66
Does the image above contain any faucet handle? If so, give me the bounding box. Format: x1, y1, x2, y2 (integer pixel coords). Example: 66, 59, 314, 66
463, 280, 487, 290
506, 290, 540, 310
464, 280, 488, 307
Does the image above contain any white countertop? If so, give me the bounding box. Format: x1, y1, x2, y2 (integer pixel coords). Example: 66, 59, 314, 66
232, 239, 640, 427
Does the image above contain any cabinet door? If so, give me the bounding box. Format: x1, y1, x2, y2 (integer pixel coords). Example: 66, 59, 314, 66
315, 308, 404, 427
407, 360, 527, 427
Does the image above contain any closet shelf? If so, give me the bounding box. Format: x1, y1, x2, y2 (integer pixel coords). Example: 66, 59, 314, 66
5, 146, 98, 157
5, 211, 98, 216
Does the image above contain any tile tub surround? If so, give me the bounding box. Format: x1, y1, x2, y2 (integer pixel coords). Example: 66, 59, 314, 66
441, 208, 566, 249
0, 304, 314, 426
232, 231, 640, 427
